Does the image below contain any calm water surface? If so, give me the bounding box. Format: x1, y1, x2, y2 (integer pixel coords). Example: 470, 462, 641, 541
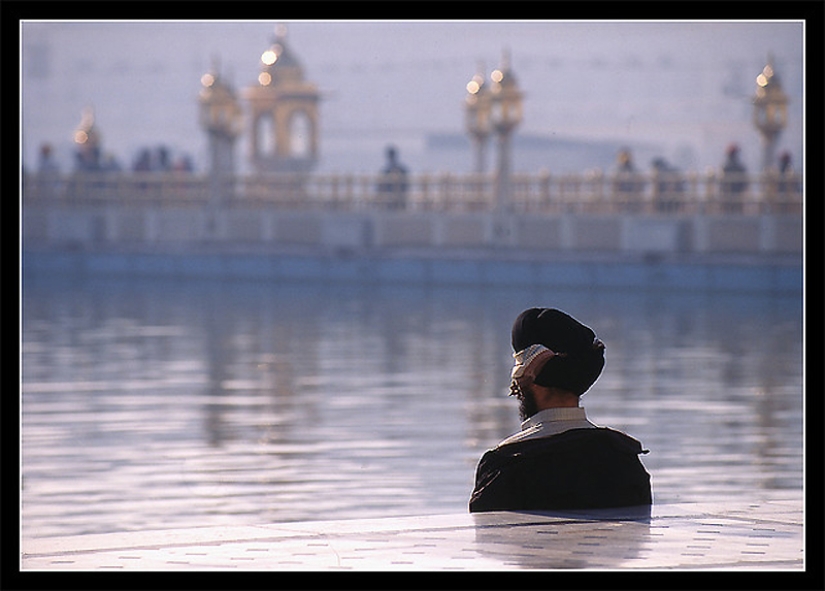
21, 274, 804, 539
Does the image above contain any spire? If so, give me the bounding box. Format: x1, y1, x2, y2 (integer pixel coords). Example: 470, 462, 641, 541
258, 22, 302, 86
74, 105, 99, 147
493, 47, 517, 88
466, 61, 488, 98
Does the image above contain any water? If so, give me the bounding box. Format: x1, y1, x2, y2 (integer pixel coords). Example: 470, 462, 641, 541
20, 272, 804, 540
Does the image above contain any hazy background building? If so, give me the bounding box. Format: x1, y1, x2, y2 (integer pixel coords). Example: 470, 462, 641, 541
21, 20, 804, 177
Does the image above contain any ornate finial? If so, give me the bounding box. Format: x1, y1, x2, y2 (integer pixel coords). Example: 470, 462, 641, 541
80, 104, 95, 126
467, 60, 488, 96
74, 104, 99, 146
756, 52, 782, 91
491, 49, 516, 89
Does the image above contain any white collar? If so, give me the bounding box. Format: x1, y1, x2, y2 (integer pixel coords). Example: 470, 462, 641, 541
521, 406, 589, 430
497, 406, 597, 447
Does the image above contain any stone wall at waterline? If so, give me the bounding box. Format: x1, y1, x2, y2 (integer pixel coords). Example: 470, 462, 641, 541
22, 206, 802, 257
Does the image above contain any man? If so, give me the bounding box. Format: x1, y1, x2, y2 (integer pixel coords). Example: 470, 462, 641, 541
720, 143, 748, 212
469, 308, 652, 513
376, 145, 409, 209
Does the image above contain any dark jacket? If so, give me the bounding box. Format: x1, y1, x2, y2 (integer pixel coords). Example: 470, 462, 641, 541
469, 427, 651, 512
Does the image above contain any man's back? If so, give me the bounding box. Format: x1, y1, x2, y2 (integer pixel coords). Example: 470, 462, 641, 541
469, 427, 651, 512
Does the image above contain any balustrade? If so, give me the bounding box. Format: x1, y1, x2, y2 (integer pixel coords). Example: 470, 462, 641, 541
22, 169, 802, 215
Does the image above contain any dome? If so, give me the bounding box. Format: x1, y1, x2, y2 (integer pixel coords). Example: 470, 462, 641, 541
258, 26, 304, 86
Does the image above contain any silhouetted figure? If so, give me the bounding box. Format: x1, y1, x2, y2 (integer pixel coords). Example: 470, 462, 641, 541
778, 151, 792, 175
156, 146, 171, 172
470, 308, 652, 513
174, 155, 194, 173
133, 149, 153, 173
38, 143, 59, 174
720, 144, 748, 212
777, 151, 797, 194
37, 143, 61, 198
651, 157, 685, 213
75, 144, 102, 172
101, 153, 122, 173
613, 147, 645, 210
617, 147, 635, 174
377, 145, 409, 210
775, 151, 800, 212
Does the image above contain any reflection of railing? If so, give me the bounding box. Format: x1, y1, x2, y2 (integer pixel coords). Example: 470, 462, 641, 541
23, 169, 803, 215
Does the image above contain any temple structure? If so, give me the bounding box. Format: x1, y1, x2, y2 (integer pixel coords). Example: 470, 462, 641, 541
752, 54, 789, 172
241, 25, 321, 175
198, 61, 243, 180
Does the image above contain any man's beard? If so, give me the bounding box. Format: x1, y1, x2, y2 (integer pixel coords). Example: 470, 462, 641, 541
518, 388, 539, 422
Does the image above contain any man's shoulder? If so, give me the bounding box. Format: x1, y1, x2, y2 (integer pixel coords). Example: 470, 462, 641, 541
493, 427, 646, 457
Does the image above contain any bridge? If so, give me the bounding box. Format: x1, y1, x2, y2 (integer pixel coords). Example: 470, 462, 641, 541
24, 169, 802, 215
22, 169, 803, 262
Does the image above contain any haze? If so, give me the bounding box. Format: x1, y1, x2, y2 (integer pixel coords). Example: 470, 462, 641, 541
21, 19, 804, 176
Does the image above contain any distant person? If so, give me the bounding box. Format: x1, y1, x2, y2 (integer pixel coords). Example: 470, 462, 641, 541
377, 145, 409, 209
777, 151, 799, 195
133, 149, 153, 173
720, 143, 748, 211
132, 148, 153, 191
173, 155, 194, 173
778, 151, 792, 175
773, 151, 800, 213
156, 146, 171, 172
36, 143, 62, 198
469, 307, 652, 513
650, 157, 685, 213
75, 144, 102, 173
37, 143, 60, 175
101, 153, 122, 173
617, 147, 635, 175
613, 147, 644, 209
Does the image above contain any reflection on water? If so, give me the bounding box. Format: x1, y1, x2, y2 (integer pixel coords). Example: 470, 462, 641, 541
21, 274, 803, 539
473, 507, 653, 569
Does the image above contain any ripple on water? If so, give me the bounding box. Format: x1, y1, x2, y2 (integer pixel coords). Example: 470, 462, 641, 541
21, 277, 803, 538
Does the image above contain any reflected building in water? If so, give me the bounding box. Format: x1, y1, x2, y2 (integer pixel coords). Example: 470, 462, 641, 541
20, 22, 805, 541
20, 277, 803, 537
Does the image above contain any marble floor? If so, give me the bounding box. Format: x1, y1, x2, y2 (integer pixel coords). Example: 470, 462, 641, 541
20, 497, 804, 571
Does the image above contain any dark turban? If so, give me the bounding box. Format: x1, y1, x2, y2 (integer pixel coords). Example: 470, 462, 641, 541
511, 308, 605, 396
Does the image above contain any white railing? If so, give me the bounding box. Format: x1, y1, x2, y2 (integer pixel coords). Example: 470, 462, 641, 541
22, 169, 803, 215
